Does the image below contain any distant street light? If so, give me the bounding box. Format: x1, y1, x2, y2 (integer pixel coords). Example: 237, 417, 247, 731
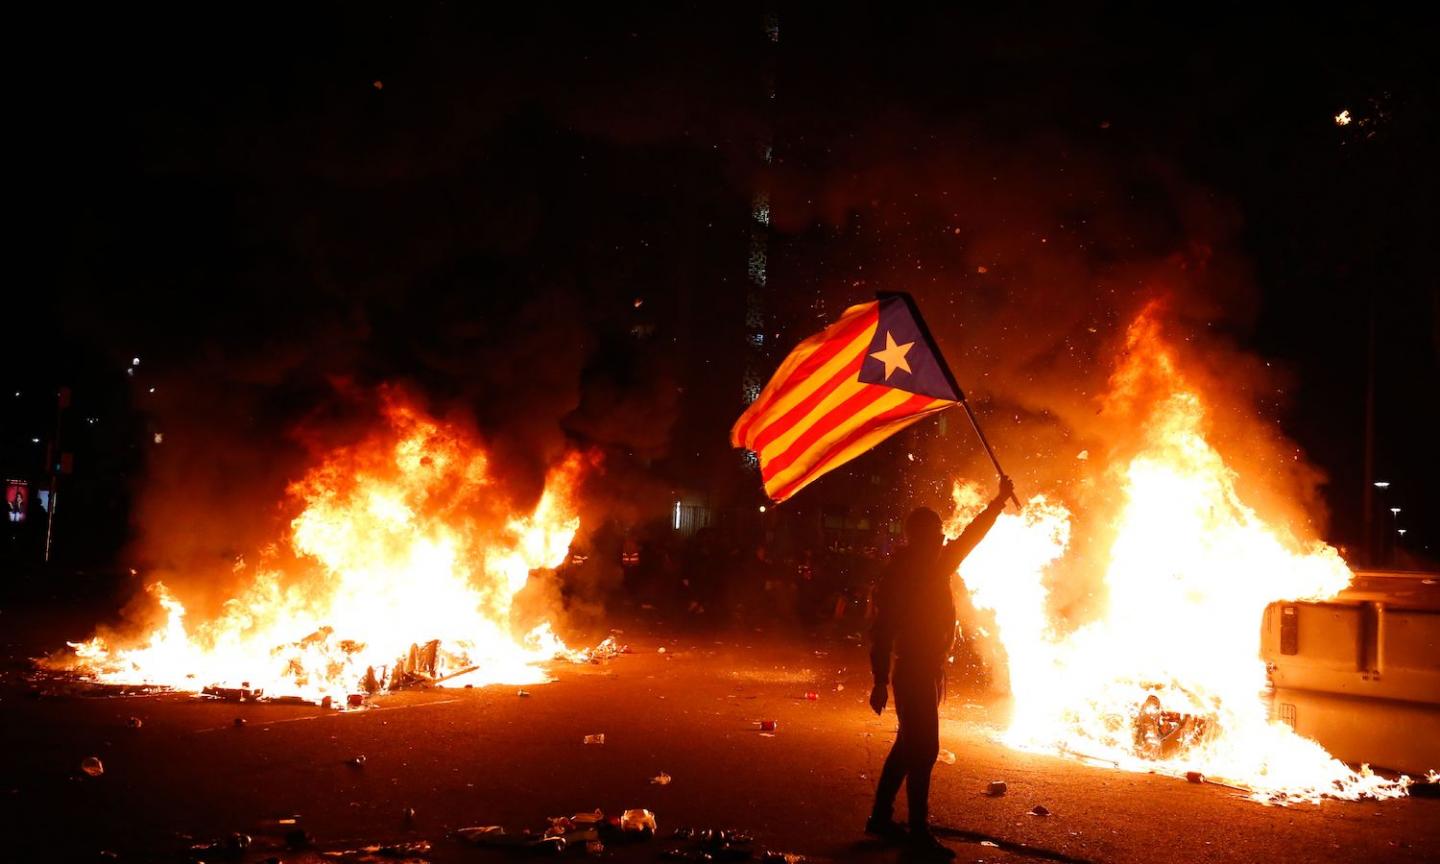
1390, 507, 1402, 515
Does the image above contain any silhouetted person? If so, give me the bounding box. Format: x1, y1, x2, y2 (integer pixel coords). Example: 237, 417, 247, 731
866, 476, 1014, 858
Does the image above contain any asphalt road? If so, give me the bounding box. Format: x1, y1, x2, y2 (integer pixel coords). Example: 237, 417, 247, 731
2, 602, 1437, 864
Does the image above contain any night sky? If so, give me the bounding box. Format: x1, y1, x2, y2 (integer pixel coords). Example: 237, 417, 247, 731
8, 5, 1437, 569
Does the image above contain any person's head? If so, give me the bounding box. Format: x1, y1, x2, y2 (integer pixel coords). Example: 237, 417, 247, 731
904, 506, 944, 552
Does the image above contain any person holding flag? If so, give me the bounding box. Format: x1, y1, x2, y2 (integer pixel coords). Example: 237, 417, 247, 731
732, 291, 1019, 857
865, 479, 1011, 856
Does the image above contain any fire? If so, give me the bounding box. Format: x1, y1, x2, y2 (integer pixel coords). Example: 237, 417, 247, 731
58, 396, 587, 705
946, 306, 1414, 803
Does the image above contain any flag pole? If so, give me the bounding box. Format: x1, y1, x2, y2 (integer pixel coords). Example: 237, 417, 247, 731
958, 398, 1020, 508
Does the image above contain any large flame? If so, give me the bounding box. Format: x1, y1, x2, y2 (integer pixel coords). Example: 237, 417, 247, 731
946, 306, 1413, 803
59, 396, 584, 704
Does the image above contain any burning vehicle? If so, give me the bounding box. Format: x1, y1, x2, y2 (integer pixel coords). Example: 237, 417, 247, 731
943, 305, 1425, 803
1262, 570, 1440, 776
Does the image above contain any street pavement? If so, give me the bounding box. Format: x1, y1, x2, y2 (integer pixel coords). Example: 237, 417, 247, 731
2, 603, 1437, 863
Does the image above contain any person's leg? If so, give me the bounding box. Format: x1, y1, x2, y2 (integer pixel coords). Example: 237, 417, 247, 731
898, 672, 941, 833
871, 725, 907, 821
867, 707, 910, 840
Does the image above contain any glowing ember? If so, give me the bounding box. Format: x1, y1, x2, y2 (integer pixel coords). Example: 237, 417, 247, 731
946, 306, 1416, 804
54, 395, 587, 704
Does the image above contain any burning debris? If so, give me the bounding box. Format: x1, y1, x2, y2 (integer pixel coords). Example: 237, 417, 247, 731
1133, 692, 1217, 761
577, 634, 630, 663
201, 684, 263, 701
44, 397, 613, 706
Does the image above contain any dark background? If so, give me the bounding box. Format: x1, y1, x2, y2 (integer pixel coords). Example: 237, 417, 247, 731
5, 4, 1436, 574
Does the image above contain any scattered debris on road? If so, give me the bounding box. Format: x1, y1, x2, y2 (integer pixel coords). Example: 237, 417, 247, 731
454, 825, 507, 845
986, 780, 1007, 796
324, 839, 432, 861
937, 748, 956, 765
651, 771, 673, 785
80, 756, 104, 777
188, 832, 254, 857
622, 808, 658, 835
578, 635, 629, 662
583, 733, 605, 745
1029, 804, 1051, 817
664, 827, 805, 862
454, 807, 661, 857
201, 684, 264, 701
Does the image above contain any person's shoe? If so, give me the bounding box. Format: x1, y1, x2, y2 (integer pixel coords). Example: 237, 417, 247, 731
864, 815, 908, 843
906, 830, 956, 859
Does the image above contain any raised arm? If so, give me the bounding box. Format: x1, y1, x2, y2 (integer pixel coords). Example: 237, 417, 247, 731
939, 476, 1015, 573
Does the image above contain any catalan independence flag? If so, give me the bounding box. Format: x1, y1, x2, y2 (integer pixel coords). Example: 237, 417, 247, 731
732, 292, 963, 502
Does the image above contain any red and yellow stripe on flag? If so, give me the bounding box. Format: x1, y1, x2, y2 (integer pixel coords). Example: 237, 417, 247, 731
731, 293, 964, 502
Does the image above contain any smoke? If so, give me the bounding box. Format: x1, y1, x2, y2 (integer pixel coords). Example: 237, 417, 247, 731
35, 7, 1407, 644
762, 104, 1345, 624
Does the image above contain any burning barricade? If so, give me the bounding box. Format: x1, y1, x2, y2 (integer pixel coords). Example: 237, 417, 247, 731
43, 395, 614, 705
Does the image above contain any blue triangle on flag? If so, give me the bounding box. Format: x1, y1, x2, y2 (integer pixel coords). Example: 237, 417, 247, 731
857, 293, 964, 402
